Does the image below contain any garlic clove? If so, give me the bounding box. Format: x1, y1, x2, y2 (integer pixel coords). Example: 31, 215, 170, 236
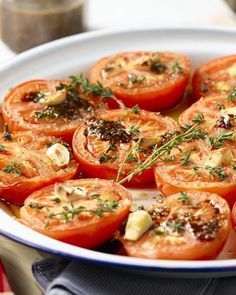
40, 89, 67, 106
46, 143, 70, 167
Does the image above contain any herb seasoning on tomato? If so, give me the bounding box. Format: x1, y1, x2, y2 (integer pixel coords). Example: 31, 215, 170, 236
20, 179, 131, 248
2, 75, 112, 142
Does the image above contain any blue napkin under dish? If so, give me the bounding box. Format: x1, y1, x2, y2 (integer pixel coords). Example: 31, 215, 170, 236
32, 256, 236, 295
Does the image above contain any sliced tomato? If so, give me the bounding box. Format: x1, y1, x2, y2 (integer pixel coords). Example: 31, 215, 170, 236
2, 78, 108, 143
72, 108, 179, 187
179, 94, 236, 138
20, 178, 131, 249
122, 191, 230, 260
154, 140, 236, 207
193, 55, 236, 99
89, 51, 190, 111
0, 132, 78, 205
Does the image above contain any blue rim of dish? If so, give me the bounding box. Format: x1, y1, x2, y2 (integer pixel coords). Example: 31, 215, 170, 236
1, 227, 236, 275
1, 27, 236, 275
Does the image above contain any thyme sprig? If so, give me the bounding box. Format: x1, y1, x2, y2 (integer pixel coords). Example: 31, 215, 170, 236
118, 124, 205, 184
116, 138, 142, 182
69, 74, 114, 99
207, 130, 233, 149
32, 198, 119, 226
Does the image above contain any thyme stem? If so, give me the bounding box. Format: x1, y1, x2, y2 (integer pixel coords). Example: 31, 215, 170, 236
118, 124, 202, 184
116, 138, 142, 182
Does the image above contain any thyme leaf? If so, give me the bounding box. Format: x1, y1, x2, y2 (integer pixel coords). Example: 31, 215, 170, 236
177, 191, 190, 204
205, 165, 228, 180
207, 131, 233, 149
126, 105, 140, 115
180, 150, 192, 166
0, 145, 6, 152
2, 162, 22, 175
69, 74, 114, 99
192, 113, 204, 124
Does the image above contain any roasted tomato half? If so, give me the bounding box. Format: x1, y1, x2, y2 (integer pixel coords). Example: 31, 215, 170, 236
121, 191, 230, 260
154, 139, 236, 207
179, 94, 236, 138
20, 178, 131, 249
0, 131, 78, 205
2, 76, 109, 142
89, 51, 190, 111
193, 55, 236, 99
72, 108, 179, 187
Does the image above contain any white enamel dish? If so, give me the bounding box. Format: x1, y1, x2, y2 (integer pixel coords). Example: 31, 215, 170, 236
1, 27, 236, 277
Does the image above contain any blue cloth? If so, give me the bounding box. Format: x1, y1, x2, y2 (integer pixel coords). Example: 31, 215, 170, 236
32, 256, 236, 295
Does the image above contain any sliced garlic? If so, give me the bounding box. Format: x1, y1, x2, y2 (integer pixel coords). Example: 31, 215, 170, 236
189, 153, 202, 165
124, 210, 153, 241
228, 64, 236, 77
215, 82, 230, 92
204, 148, 233, 168
54, 182, 87, 200
99, 191, 115, 201
141, 136, 162, 148
221, 107, 236, 116
40, 89, 67, 106
46, 143, 70, 167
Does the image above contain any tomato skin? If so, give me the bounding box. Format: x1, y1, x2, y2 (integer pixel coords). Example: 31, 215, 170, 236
72, 109, 179, 187
232, 202, 236, 231
2, 80, 107, 143
20, 179, 131, 249
0, 108, 5, 132
89, 51, 190, 111
192, 55, 236, 99
71, 154, 155, 188
0, 132, 78, 205
122, 191, 230, 260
